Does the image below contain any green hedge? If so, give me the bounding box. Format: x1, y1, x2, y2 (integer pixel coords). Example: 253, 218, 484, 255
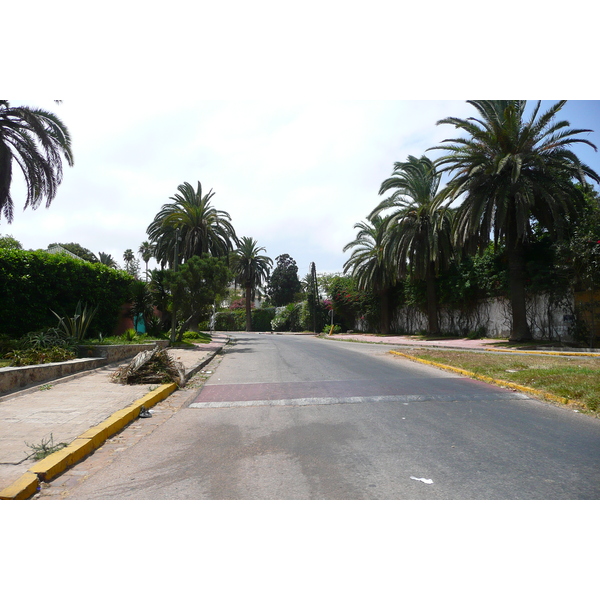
214, 307, 276, 332
0, 249, 134, 338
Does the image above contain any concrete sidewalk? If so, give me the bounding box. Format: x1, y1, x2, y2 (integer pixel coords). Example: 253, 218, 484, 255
325, 333, 600, 355
0, 334, 228, 498
327, 333, 502, 350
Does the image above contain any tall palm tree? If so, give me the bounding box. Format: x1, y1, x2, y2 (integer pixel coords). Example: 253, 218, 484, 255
430, 100, 600, 341
147, 181, 237, 267
230, 237, 273, 332
0, 101, 73, 222
138, 240, 155, 281
123, 248, 134, 268
370, 155, 453, 335
343, 215, 396, 334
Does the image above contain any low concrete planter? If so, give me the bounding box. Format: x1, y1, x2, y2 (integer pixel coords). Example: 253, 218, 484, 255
0, 357, 107, 396
77, 340, 169, 362
0, 341, 170, 397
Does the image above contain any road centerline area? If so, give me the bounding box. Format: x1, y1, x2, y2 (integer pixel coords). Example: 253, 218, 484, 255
189, 378, 514, 408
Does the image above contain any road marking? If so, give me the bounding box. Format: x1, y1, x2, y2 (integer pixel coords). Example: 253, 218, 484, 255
188, 393, 526, 409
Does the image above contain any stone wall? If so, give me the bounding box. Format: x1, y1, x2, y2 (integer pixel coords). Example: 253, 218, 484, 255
0, 357, 107, 396
354, 293, 576, 341
0, 341, 170, 397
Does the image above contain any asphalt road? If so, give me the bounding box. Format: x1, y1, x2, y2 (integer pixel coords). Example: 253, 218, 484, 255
42, 333, 600, 499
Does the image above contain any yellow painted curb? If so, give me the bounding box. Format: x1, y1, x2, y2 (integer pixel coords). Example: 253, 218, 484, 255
29, 445, 74, 482
132, 383, 178, 409
2, 382, 179, 499
0, 472, 40, 500
389, 350, 585, 410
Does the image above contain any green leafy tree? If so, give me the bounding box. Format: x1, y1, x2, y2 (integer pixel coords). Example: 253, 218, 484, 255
555, 187, 600, 344
51, 242, 98, 263
343, 215, 397, 334
0, 234, 22, 249
370, 155, 453, 334
431, 100, 600, 341
147, 181, 237, 267
166, 254, 232, 341
268, 254, 302, 307
230, 237, 273, 332
0, 101, 73, 223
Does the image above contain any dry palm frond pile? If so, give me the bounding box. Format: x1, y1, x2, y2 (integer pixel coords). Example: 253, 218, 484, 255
111, 346, 185, 386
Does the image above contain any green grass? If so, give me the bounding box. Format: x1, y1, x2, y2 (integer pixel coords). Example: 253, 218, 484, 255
84, 334, 167, 345
182, 331, 212, 343
393, 348, 600, 413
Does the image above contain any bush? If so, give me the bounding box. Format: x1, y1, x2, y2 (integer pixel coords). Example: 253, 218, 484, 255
0, 249, 134, 338
252, 307, 276, 332
271, 303, 303, 332
213, 308, 276, 332
214, 310, 245, 331
323, 324, 342, 334
6, 346, 76, 366
182, 331, 211, 342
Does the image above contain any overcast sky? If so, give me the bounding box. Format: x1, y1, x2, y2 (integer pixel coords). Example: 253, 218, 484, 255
3, 99, 600, 280
5, 2, 600, 281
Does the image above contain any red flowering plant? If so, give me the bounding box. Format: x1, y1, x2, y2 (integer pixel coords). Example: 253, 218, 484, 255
229, 298, 254, 311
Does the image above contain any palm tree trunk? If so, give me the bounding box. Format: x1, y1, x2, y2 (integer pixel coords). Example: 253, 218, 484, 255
426, 262, 440, 335
506, 239, 532, 341
245, 285, 252, 332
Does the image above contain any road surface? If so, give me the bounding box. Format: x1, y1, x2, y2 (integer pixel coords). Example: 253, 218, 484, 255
38, 332, 600, 499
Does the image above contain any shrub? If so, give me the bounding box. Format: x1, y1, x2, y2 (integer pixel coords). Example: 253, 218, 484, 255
322, 324, 342, 334
122, 328, 138, 342
0, 249, 134, 338
252, 307, 276, 332
19, 327, 77, 352
7, 346, 76, 366
271, 303, 303, 332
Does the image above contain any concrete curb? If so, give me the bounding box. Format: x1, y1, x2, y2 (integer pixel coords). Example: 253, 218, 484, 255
0, 338, 228, 499
0, 382, 178, 500
389, 350, 587, 411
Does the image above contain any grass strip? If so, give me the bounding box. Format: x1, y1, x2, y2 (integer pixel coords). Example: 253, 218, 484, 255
390, 348, 599, 414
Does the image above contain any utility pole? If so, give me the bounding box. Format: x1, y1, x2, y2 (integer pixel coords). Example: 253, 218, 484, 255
310, 262, 318, 333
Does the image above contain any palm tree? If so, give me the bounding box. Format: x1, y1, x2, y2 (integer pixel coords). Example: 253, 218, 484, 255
230, 237, 273, 332
343, 215, 396, 334
370, 155, 453, 335
0, 101, 73, 223
147, 181, 237, 267
97, 252, 118, 268
431, 100, 600, 341
123, 248, 134, 268
138, 240, 155, 281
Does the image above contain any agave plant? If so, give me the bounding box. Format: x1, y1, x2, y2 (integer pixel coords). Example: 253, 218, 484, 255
51, 301, 99, 342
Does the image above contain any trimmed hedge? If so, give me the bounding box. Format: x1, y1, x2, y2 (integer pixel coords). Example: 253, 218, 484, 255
0, 249, 134, 338
214, 307, 276, 332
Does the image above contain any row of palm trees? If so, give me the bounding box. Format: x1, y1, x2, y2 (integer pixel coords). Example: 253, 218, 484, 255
143, 180, 273, 331
343, 101, 600, 341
